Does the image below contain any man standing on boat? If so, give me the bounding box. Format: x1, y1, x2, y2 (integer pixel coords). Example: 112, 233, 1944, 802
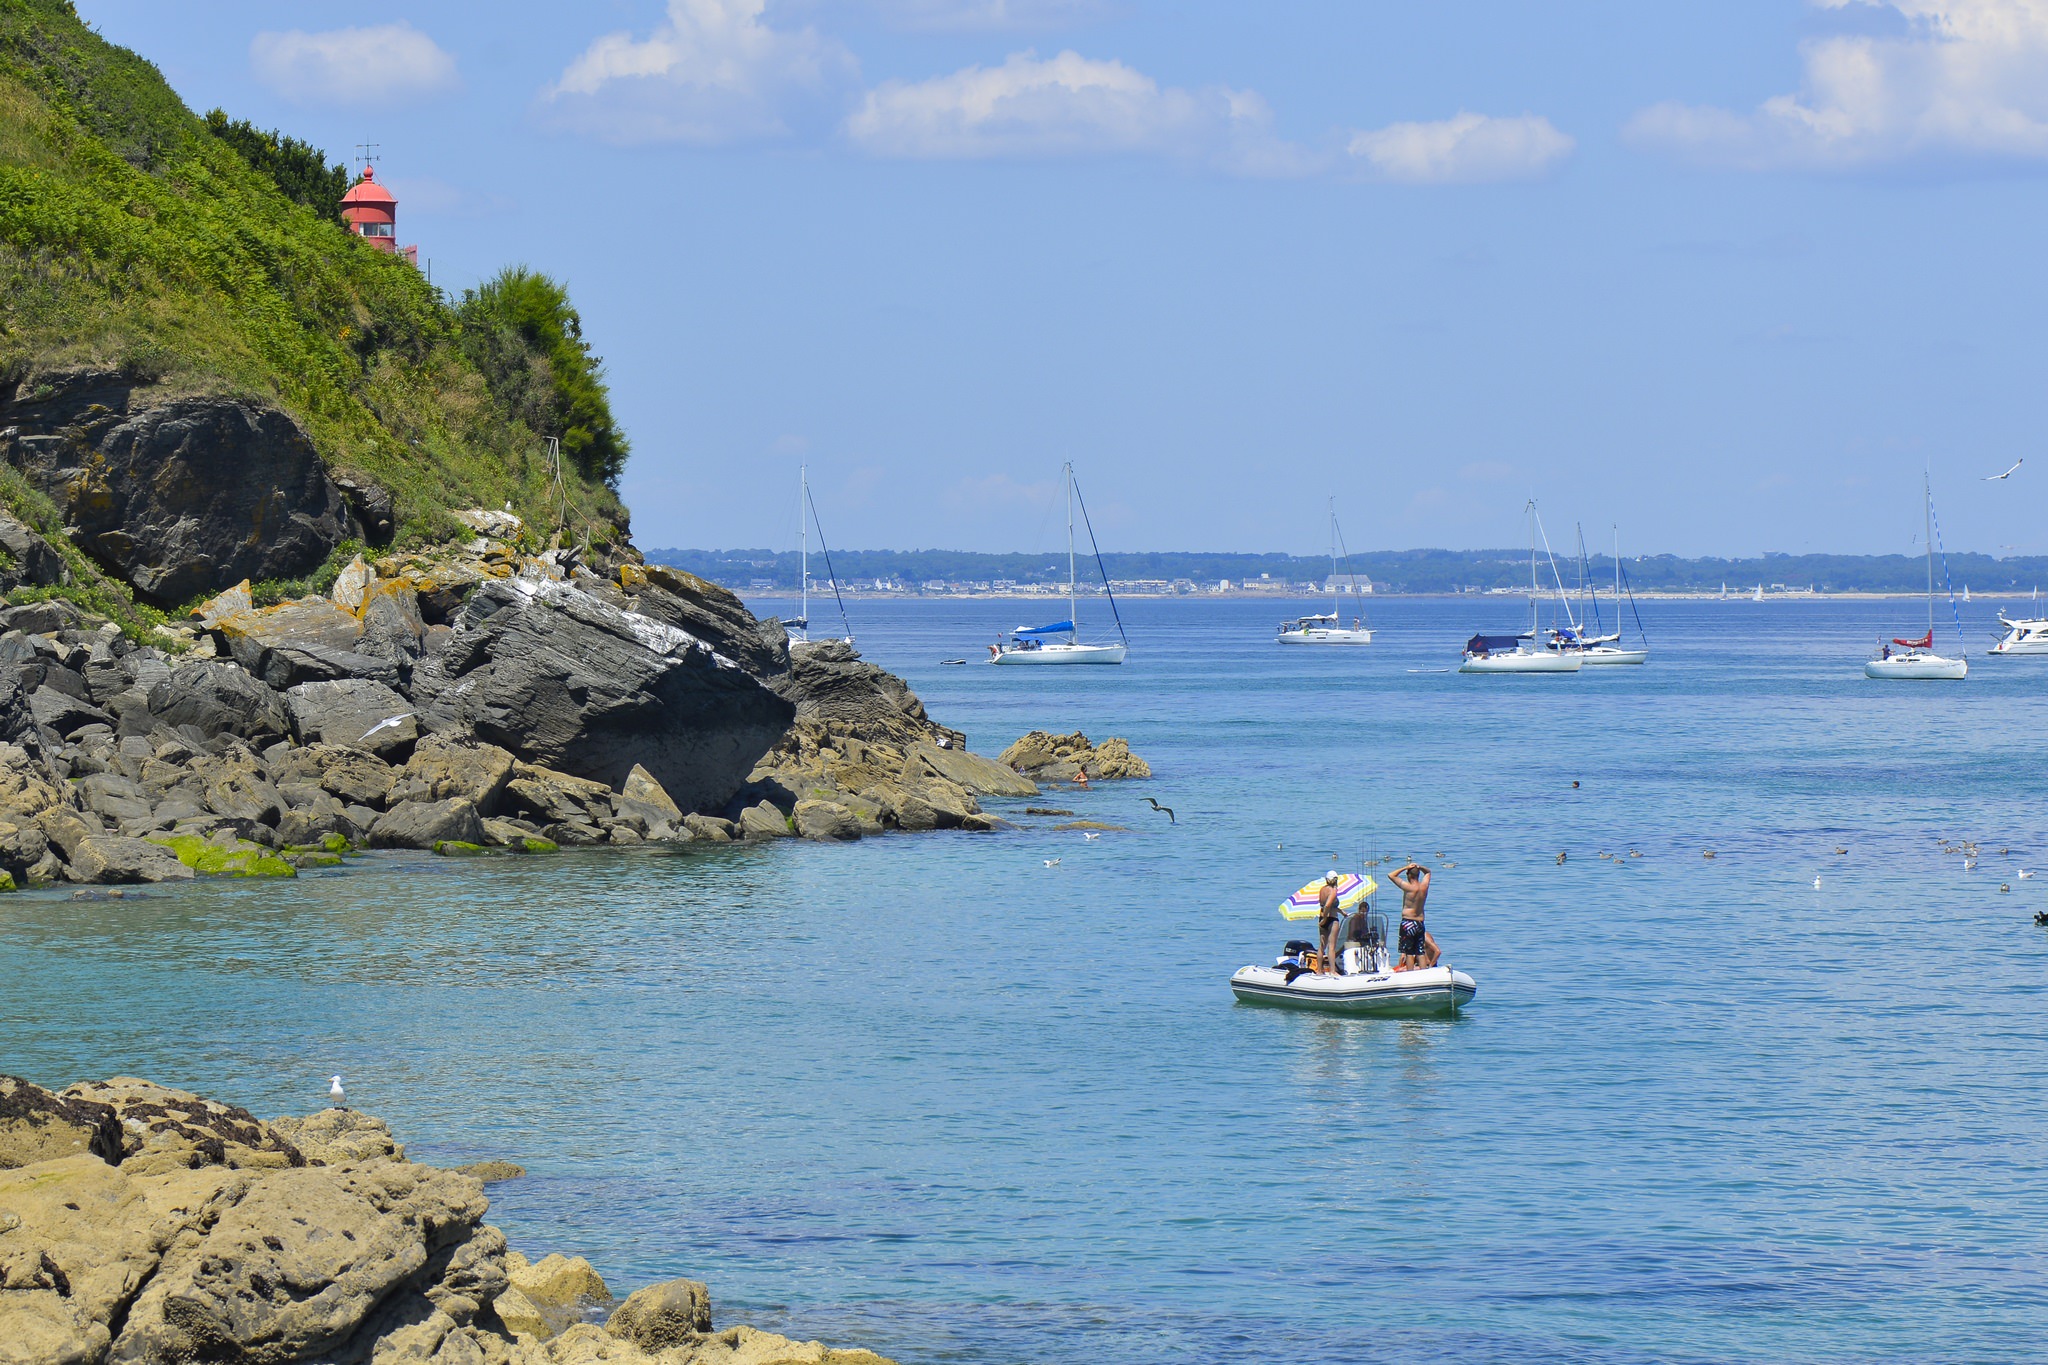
1317, 871, 1345, 975
1389, 862, 1440, 972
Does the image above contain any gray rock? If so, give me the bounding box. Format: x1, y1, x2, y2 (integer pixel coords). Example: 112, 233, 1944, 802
737, 800, 791, 839
284, 678, 416, 758
682, 813, 737, 842
612, 762, 684, 837
2, 385, 361, 606
65, 835, 194, 884
907, 740, 1039, 797
793, 798, 861, 841
146, 662, 288, 742
401, 734, 514, 813
28, 686, 110, 740
773, 637, 966, 751
77, 773, 153, 825
409, 576, 795, 816
216, 598, 398, 690
369, 798, 486, 850
0, 511, 66, 591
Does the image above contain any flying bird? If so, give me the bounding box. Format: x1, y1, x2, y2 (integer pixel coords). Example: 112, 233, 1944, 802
329, 1075, 345, 1108
1082, 832, 1101, 841
1984, 459, 2024, 481
1143, 797, 1176, 824
359, 714, 412, 744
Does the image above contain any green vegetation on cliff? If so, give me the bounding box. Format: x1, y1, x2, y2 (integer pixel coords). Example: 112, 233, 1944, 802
0, 0, 629, 554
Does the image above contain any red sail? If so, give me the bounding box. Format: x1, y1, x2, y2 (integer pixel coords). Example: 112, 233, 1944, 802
1892, 631, 1933, 649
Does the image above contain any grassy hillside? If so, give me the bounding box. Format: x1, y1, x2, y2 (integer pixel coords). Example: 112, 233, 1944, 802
0, 0, 629, 572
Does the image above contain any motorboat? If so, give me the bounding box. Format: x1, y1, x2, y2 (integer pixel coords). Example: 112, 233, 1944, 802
1277, 500, 1372, 645
1231, 906, 1475, 1017
1277, 612, 1374, 645
1230, 962, 1478, 1017
991, 462, 1129, 666
1988, 614, 2048, 656
1865, 473, 1966, 682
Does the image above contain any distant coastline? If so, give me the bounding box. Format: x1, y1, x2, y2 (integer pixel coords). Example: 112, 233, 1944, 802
651, 547, 2048, 600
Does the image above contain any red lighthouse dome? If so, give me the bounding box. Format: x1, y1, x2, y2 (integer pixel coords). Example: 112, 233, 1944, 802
339, 165, 417, 266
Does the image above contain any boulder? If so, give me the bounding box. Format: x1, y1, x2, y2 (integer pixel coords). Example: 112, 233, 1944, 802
28, 686, 110, 740
330, 554, 374, 611
76, 772, 153, 825
213, 597, 396, 689
613, 763, 684, 837
400, 734, 516, 812
793, 799, 861, 842
505, 761, 616, 828
284, 679, 415, 757
998, 730, 1153, 781
682, 813, 736, 842
370, 798, 487, 851
511, 1251, 610, 1308
146, 661, 289, 741
905, 740, 1037, 798
64, 835, 194, 884
0, 1075, 121, 1169
410, 576, 795, 815
0, 510, 66, 591
3, 390, 360, 606
606, 1277, 711, 1352
770, 638, 965, 751
737, 801, 791, 839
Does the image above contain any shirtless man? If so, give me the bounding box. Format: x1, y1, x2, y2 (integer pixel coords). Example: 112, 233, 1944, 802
1316, 871, 1345, 975
1387, 862, 1441, 971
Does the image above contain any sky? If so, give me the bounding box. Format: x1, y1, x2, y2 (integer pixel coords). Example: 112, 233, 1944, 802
68, 0, 2048, 557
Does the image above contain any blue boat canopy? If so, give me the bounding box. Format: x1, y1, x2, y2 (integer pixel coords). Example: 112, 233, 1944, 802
1015, 620, 1075, 636
1466, 634, 1523, 654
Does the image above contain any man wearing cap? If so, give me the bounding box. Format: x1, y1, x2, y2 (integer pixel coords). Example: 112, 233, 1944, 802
1317, 871, 1345, 974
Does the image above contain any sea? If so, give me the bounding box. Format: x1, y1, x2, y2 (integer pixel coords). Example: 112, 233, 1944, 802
5, 594, 2046, 1364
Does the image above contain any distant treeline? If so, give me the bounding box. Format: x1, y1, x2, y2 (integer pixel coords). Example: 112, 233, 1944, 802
648, 547, 2048, 595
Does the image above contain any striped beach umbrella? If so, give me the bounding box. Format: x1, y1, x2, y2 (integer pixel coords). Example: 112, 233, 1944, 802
1278, 873, 1375, 921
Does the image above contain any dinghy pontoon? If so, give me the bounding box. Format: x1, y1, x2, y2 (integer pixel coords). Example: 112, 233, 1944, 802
1231, 905, 1477, 1017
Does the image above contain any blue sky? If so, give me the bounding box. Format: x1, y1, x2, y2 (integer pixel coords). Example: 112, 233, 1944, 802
72, 1, 2048, 556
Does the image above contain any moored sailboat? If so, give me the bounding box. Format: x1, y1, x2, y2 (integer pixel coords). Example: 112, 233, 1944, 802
1461, 502, 1583, 674
1277, 499, 1372, 645
1866, 473, 1966, 681
990, 462, 1129, 666
786, 464, 853, 647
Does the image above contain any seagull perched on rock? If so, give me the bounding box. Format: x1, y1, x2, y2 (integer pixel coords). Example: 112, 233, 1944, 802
329, 1075, 346, 1109
1142, 797, 1175, 825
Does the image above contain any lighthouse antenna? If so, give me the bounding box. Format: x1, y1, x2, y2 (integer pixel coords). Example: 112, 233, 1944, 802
353, 141, 380, 171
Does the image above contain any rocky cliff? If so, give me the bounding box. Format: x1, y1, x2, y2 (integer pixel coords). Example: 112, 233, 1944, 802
0, 1074, 895, 1365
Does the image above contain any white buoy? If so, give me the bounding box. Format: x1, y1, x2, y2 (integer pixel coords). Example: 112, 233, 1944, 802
329, 1075, 346, 1108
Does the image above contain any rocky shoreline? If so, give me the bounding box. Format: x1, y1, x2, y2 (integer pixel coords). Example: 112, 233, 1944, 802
0, 508, 1099, 889
0, 1074, 892, 1364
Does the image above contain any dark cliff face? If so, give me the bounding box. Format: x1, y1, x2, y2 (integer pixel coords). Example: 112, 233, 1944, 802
1, 372, 362, 605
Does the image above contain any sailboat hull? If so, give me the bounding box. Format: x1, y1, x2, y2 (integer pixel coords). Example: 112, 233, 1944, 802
1277, 628, 1374, 645
1865, 653, 1967, 680
1579, 646, 1648, 665
1459, 651, 1581, 674
992, 643, 1127, 665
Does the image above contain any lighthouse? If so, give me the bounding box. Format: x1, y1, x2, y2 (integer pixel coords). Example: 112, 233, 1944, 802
339, 164, 418, 266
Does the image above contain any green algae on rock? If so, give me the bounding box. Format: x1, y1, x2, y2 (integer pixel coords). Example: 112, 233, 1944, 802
147, 835, 297, 878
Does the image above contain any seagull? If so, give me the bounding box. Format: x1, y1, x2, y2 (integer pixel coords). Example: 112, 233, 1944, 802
1984, 458, 2024, 481
1082, 832, 1101, 840
1965, 858, 1978, 871
2020, 869, 2034, 879
1142, 797, 1176, 824
1703, 850, 1716, 859
1043, 858, 1060, 868
359, 713, 413, 744
329, 1075, 345, 1109
1813, 876, 1823, 889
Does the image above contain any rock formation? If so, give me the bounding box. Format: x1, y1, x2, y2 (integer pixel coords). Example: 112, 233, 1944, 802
0, 1075, 895, 1365
997, 731, 1153, 782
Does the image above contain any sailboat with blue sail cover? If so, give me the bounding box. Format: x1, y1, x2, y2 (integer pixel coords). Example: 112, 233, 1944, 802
990, 462, 1129, 665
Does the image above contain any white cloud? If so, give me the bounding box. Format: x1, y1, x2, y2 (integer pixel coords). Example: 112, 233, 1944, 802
249, 23, 458, 107
861, 0, 1108, 31
1628, 0, 2048, 168
543, 0, 857, 145
1346, 111, 1574, 183
845, 49, 1313, 173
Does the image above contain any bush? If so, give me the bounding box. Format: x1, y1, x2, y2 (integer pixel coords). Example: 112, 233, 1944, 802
456, 267, 629, 490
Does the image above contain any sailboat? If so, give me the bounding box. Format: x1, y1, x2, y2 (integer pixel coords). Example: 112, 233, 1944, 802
786, 465, 853, 647
1865, 472, 1966, 681
990, 462, 1129, 665
1565, 526, 1649, 665
1460, 502, 1582, 674
1277, 499, 1372, 645
1753, 584, 1764, 603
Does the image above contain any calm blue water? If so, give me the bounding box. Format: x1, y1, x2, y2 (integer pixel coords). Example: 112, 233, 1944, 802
5, 595, 2047, 1364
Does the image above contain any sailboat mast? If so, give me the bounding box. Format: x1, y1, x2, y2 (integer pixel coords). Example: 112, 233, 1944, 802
1924, 471, 1935, 638
1329, 497, 1339, 617
799, 464, 809, 630
1527, 501, 1539, 638
1066, 461, 1077, 641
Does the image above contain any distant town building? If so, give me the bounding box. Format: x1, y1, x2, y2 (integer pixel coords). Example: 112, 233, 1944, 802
340, 164, 418, 266
1324, 572, 1375, 595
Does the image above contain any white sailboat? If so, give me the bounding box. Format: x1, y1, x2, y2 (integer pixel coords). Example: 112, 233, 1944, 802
1866, 473, 1966, 681
1461, 502, 1583, 674
990, 462, 1129, 666
1566, 526, 1649, 665
1277, 499, 1372, 645
1753, 584, 1764, 603
786, 465, 853, 647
